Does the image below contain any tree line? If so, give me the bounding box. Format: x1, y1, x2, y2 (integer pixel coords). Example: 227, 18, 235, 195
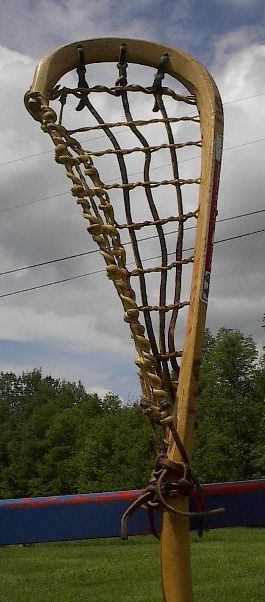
0, 327, 264, 499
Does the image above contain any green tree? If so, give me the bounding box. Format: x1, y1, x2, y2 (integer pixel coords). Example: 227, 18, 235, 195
250, 351, 265, 478
193, 328, 261, 483
75, 400, 153, 493
0, 326, 264, 501
0, 370, 102, 498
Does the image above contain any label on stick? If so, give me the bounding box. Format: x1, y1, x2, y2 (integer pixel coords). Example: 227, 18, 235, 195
201, 134, 223, 303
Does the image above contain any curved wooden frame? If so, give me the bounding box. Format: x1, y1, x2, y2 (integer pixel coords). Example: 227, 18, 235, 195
25, 38, 223, 602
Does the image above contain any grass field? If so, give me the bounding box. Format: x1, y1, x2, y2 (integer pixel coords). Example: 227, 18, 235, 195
1, 529, 264, 601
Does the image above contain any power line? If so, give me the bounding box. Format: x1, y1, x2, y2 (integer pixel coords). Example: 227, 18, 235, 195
0, 191, 70, 214
223, 91, 265, 104
0, 207, 264, 277
1, 90, 265, 169
0, 248, 97, 276
214, 228, 265, 244
0, 227, 264, 299
1, 135, 265, 216
0, 129, 128, 168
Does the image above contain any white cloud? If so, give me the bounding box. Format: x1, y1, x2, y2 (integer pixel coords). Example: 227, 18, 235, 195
204, 37, 265, 351
0, 9, 264, 396
0, 0, 195, 61
213, 36, 265, 99
86, 385, 111, 398
0, 305, 132, 355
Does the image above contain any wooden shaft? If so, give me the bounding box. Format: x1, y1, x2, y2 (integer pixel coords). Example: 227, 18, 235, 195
159, 86, 222, 602
161, 502, 192, 602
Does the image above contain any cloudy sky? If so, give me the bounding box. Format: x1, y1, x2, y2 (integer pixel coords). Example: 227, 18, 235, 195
0, 0, 264, 400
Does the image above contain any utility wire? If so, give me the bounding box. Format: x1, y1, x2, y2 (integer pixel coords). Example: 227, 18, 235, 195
0, 227, 264, 299
1, 90, 265, 168
1, 135, 265, 216
0, 191, 70, 214
0, 207, 264, 277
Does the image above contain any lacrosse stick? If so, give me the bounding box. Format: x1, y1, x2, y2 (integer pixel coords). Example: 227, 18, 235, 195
25, 38, 223, 602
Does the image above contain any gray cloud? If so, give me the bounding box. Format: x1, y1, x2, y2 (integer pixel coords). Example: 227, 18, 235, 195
0, 0, 191, 58
0, 11, 264, 397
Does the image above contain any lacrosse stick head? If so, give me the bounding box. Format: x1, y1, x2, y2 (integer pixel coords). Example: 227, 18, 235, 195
25, 38, 223, 460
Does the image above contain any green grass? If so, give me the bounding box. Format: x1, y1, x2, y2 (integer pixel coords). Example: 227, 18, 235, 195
0, 529, 264, 601
191, 528, 265, 601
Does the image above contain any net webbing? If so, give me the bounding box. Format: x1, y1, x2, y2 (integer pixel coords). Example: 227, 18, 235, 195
28, 41, 224, 538
45, 47, 202, 410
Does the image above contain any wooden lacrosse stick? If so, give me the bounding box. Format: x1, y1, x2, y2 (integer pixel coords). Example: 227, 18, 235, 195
25, 38, 223, 602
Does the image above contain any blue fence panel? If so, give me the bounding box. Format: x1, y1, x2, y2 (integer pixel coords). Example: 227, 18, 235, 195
0, 480, 264, 545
